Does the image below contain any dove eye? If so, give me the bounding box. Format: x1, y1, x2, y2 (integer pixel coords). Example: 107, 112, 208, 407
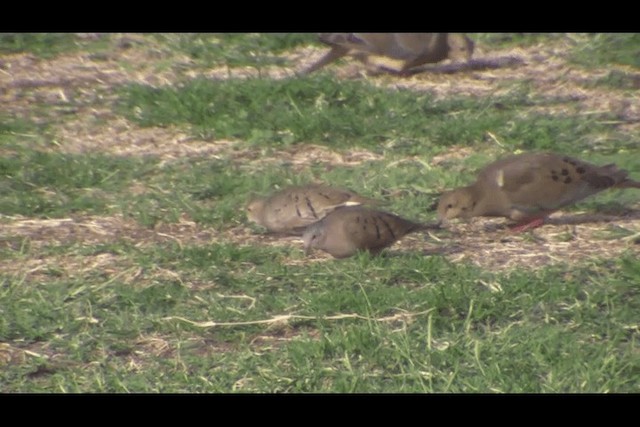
446, 203, 453, 209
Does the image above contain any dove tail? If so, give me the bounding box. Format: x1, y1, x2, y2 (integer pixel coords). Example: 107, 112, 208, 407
590, 164, 638, 189
616, 179, 640, 189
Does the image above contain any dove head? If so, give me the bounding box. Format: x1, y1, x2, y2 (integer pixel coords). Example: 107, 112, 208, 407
302, 221, 326, 256
447, 34, 474, 61
437, 187, 477, 223
245, 196, 266, 224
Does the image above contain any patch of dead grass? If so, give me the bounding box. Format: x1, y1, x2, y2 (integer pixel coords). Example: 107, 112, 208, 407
236, 144, 383, 172
0, 214, 211, 282
55, 114, 239, 161
55, 115, 382, 169
2, 206, 639, 276
437, 211, 640, 271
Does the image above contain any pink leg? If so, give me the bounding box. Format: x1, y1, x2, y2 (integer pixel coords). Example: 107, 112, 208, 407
509, 217, 546, 233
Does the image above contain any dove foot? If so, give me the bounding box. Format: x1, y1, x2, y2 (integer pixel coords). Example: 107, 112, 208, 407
509, 217, 546, 233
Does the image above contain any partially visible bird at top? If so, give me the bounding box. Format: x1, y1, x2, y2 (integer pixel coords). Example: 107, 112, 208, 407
437, 152, 640, 232
300, 33, 474, 75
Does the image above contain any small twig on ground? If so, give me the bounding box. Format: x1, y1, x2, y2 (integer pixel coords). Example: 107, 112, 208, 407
162, 309, 435, 328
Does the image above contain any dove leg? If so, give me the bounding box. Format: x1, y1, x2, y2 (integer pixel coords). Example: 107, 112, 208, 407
300, 46, 351, 74
509, 217, 546, 233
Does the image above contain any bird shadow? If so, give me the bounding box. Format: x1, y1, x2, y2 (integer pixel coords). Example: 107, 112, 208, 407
479, 209, 640, 233
405, 55, 525, 76
547, 209, 640, 225
255, 231, 304, 239
384, 244, 464, 259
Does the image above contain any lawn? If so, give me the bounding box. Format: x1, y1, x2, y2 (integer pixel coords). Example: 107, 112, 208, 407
1, 33, 639, 392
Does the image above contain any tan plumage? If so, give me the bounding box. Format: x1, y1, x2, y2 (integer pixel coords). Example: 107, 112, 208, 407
437, 152, 640, 231
301, 33, 474, 75
302, 206, 438, 258
246, 184, 380, 235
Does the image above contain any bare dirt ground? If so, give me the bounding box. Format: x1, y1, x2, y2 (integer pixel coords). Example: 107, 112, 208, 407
1, 34, 639, 278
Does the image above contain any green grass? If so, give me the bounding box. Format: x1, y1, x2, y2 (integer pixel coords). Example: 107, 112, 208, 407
584, 70, 640, 91
0, 115, 53, 150
2, 244, 639, 392
0, 33, 78, 57
150, 33, 316, 68
2, 33, 640, 392
472, 33, 640, 68
118, 76, 624, 155
472, 33, 567, 48
0, 33, 109, 58
570, 33, 640, 68
0, 151, 159, 217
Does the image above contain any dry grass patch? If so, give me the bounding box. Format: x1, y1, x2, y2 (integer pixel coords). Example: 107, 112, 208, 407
441, 212, 640, 271
55, 116, 382, 170
377, 41, 640, 129
2, 206, 639, 274
193, 64, 298, 81
235, 144, 383, 173
55, 115, 239, 160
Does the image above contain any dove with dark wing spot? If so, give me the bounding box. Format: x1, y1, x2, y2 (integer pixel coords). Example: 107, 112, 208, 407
437, 152, 640, 232
302, 206, 438, 258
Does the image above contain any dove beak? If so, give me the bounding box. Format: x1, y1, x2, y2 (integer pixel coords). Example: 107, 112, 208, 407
427, 220, 442, 229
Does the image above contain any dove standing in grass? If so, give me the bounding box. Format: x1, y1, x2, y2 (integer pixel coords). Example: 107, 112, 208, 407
246, 184, 381, 235
437, 152, 640, 232
302, 205, 439, 258
301, 33, 474, 75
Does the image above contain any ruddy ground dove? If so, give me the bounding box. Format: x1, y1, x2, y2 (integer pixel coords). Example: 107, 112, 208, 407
246, 184, 380, 235
301, 33, 474, 75
437, 152, 640, 232
302, 205, 438, 258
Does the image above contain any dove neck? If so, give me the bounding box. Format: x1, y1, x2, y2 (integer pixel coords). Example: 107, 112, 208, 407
246, 197, 266, 224
468, 182, 507, 217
